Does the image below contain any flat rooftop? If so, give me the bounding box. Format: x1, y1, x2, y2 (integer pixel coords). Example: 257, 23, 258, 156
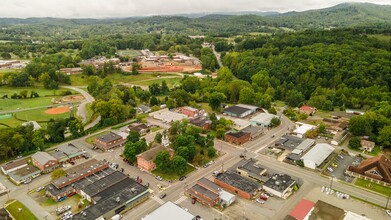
237, 159, 267, 182
263, 174, 295, 193
8, 165, 40, 182
96, 132, 123, 143
50, 143, 84, 161
226, 131, 250, 138
1, 158, 27, 171
82, 171, 128, 198
143, 201, 195, 220
275, 135, 304, 151
190, 184, 219, 201
224, 106, 252, 116
215, 171, 261, 194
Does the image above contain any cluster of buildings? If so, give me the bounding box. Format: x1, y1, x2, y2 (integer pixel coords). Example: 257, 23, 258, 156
0, 60, 28, 69
140, 50, 201, 66
1, 143, 87, 184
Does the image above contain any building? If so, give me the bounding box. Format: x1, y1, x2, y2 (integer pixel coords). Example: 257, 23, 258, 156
0, 207, 11, 220
1, 159, 27, 175
74, 171, 150, 220
291, 139, 315, 155
137, 144, 172, 172
149, 108, 187, 123
94, 132, 126, 151
288, 199, 316, 220
189, 117, 211, 130
331, 130, 348, 146
31, 152, 59, 172
179, 106, 200, 118
60, 67, 82, 75
360, 139, 375, 152
187, 178, 235, 207
127, 123, 150, 136
8, 165, 41, 184
263, 174, 296, 199
346, 109, 365, 115
49, 143, 86, 164
250, 113, 279, 127
137, 105, 151, 113
293, 122, 317, 138
214, 171, 261, 199
241, 125, 264, 140
224, 131, 251, 145
299, 105, 316, 115
142, 202, 196, 220
223, 104, 258, 118
236, 158, 268, 182
300, 143, 335, 169
347, 155, 391, 184
275, 135, 305, 151
22, 121, 42, 131
232, 118, 251, 131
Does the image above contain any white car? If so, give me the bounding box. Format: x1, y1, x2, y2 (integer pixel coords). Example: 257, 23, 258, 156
386, 210, 391, 217
156, 176, 163, 181
256, 198, 265, 204
212, 171, 219, 176
327, 167, 333, 172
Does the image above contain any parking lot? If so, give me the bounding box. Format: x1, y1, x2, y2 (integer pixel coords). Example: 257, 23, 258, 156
323, 151, 362, 182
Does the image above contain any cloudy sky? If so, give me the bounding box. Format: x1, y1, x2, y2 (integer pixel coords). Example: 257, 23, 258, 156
1, 0, 390, 18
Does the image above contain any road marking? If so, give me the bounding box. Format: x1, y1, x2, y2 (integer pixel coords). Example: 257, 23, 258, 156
174, 195, 187, 204
152, 196, 165, 205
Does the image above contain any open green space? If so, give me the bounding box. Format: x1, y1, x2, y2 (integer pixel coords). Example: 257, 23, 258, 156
85, 131, 110, 144
195, 145, 218, 165
85, 102, 94, 123
369, 34, 391, 41
354, 178, 391, 196
6, 200, 38, 220
0, 114, 24, 128
152, 164, 195, 180
117, 49, 140, 57
132, 77, 182, 88
15, 105, 76, 122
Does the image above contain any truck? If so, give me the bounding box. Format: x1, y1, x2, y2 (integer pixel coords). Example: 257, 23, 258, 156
111, 214, 123, 220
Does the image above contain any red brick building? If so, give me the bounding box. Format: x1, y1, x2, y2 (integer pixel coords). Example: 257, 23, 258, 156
136, 144, 173, 172
189, 117, 212, 130
179, 106, 200, 118
224, 131, 251, 145
31, 152, 59, 172
93, 132, 126, 151
214, 171, 260, 199
187, 178, 220, 206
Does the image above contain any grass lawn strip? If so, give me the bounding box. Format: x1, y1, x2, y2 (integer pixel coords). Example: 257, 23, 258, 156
5, 200, 38, 220
354, 178, 391, 196
152, 164, 195, 180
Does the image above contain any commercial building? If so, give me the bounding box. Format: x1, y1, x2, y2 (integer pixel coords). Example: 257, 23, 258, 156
137, 144, 173, 172
49, 143, 86, 164
127, 123, 150, 136
250, 112, 279, 127
94, 132, 126, 151
263, 174, 296, 199
214, 171, 261, 199
189, 117, 212, 130
8, 165, 41, 184
293, 122, 317, 138
224, 131, 251, 145
288, 199, 315, 220
179, 106, 201, 118
232, 118, 251, 131
1, 159, 27, 175
74, 171, 150, 220
187, 178, 235, 207
31, 152, 59, 172
275, 135, 304, 151
236, 158, 268, 182
149, 108, 188, 123
300, 143, 335, 169
347, 155, 391, 184
241, 125, 264, 140
142, 202, 196, 220
291, 139, 315, 155
331, 130, 348, 146
223, 104, 258, 118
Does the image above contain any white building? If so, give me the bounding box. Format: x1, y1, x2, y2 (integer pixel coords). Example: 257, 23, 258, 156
300, 143, 335, 169
293, 122, 317, 138
143, 201, 196, 220
149, 109, 187, 123
263, 174, 296, 199
250, 112, 279, 127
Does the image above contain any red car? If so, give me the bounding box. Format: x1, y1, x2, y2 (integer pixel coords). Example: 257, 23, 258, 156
259, 194, 268, 201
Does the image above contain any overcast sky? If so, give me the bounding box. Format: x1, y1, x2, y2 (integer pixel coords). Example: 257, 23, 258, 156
1, 0, 390, 18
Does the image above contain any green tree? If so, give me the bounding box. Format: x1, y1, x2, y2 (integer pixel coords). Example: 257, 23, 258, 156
1, 52, 11, 59
127, 131, 141, 143
150, 96, 159, 106
154, 150, 171, 172
207, 147, 216, 158
378, 125, 391, 148
171, 155, 187, 175
349, 116, 372, 136
51, 168, 66, 180
160, 81, 170, 95
68, 118, 84, 138
270, 117, 281, 127
209, 92, 225, 111
349, 136, 362, 149
239, 87, 256, 104
123, 140, 147, 164
154, 132, 162, 143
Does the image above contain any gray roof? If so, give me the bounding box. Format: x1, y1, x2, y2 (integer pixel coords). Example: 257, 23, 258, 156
215, 171, 261, 194
8, 165, 40, 182
1, 158, 27, 171
237, 158, 267, 181
224, 106, 252, 116
50, 143, 84, 160
242, 125, 264, 135
296, 139, 315, 151
97, 132, 123, 143
301, 143, 335, 166
32, 151, 57, 165
197, 177, 220, 193
275, 135, 304, 151
143, 201, 195, 220
190, 184, 219, 201
263, 174, 296, 193
82, 171, 128, 198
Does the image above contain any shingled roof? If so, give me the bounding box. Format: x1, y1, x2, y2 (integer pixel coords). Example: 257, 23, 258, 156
348, 155, 391, 184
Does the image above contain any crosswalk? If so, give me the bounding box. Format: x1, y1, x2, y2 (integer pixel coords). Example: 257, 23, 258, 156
174, 195, 187, 204
152, 196, 165, 205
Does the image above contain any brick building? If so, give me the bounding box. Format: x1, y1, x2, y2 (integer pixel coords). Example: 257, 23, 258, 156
214, 171, 260, 199
189, 117, 212, 130
94, 132, 126, 151
348, 155, 391, 184
31, 152, 59, 172
136, 144, 173, 171
224, 131, 251, 145
179, 106, 200, 118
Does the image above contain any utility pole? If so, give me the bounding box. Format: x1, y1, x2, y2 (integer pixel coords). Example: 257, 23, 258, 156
329, 175, 334, 189
386, 192, 391, 209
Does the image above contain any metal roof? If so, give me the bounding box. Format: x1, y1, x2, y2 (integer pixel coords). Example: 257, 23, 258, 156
143, 202, 195, 220
300, 143, 335, 166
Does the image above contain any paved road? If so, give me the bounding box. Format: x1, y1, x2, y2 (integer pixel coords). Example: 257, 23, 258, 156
211, 45, 223, 68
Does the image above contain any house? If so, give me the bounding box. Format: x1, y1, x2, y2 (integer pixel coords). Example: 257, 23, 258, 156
128, 123, 150, 136
347, 155, 391, 184
187, 178, 235, 207
8, 165, 41, 184
32, 152, 59, 172
300, 143, 335, 169
214, 171, 261, 199
179, 106, 200, 118
263, 174, 296, 199
360, 139, 375, 152
223, 104, 258, 118
299, 105, 316, 115
189, 117, 211, 130
1, 159, 27, 175
49, 143, 86, 164
138, 105, 151, 113
224, 131, 251, 145
293, 122, 317, 138
250, 113, 279, 127
142, 202, 195, 220
94, 132, 126, 151
236, 158, 268, 182
136, 144, 173, 172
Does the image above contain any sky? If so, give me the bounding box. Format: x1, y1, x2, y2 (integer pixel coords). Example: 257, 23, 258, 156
0, 0, 390, 18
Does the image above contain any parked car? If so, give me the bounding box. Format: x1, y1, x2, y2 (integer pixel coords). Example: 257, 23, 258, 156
259, 195, 268, 201
264, 192, 273, 197
192, 198, 197, 204
212, 171, 219, 176
36, 186, 45, 192
338, 154, 344, 159
179, 176, 187, 181
156, 176, 163, 181
203, 163, 209, 168
159, 193, 167, 199
331, 162, 338, 167
271, 135, 275, 138
256, 198, 265, 204
386, 210, 391, 217
327, 167, 334, 172
23, 179, 31, 184
239, 154, 246, 158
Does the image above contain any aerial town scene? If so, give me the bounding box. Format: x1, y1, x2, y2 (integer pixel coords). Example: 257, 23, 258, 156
0, 0, 390, 219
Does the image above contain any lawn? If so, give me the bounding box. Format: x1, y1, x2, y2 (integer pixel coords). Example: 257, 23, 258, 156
369, 34, 391, 41
199, 103, 213, 113
132, 77, 182, 88
273, 100, 286, 108
0, 114, 24, 128
354, 178, 391, 196
6, 200, 38, 220
117, 49, 141, 57
85, 102, 94, 123
152, 164, 195, 180
195, 145, 219, 165
15, 105, 76, 122
150, 126, 162, 132
85, 131, 110, 144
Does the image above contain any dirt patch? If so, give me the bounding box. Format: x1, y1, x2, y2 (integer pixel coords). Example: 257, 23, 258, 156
62, 95, 85, 102
45, 106, 70, 115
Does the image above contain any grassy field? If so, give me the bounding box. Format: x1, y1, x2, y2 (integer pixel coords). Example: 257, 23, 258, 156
6, 200, 38, 220
0, 114, 24, 128
354, 178, 391, 196
85, 102, 94, 123
152, 164, 195, 180
15, 105, 76, 122
132, 78, 182, 88
117, 49, 140, 57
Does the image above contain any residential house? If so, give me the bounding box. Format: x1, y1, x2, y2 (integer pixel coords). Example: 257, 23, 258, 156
32, 152, 59, 172
299, 105, 316, 115
360, 140, 375, 152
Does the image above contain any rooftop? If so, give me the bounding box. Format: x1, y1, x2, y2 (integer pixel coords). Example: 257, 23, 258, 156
32, 151, 57, 165
309, 200, 345, 220
242, 125, 264, 135
348, 155, 391, 183
224, 106, 253, 116
263, 174, 296, 193
128, 123, 149, 132
82, 171, 128, 198
149, 108, 188, 122
96, 132, 123, 143
1, 158, 27, 171
190, 184, 219, 201
215, 171, 260, 194
294, 123, 317, 135
289, 199, 315, 220
180, 106, 198, 112
50, 143, 84, 161
197, 177, 220, 193
301, 143, 335, 166
137, 144, 170, 162
8, 165, 40, 182
142, 201, 195, 220
237, 158, 267, 181
189, 117, 211, 128
225, 131, 250, 139
275, 135, 304, 151
250, 113, 278, 125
